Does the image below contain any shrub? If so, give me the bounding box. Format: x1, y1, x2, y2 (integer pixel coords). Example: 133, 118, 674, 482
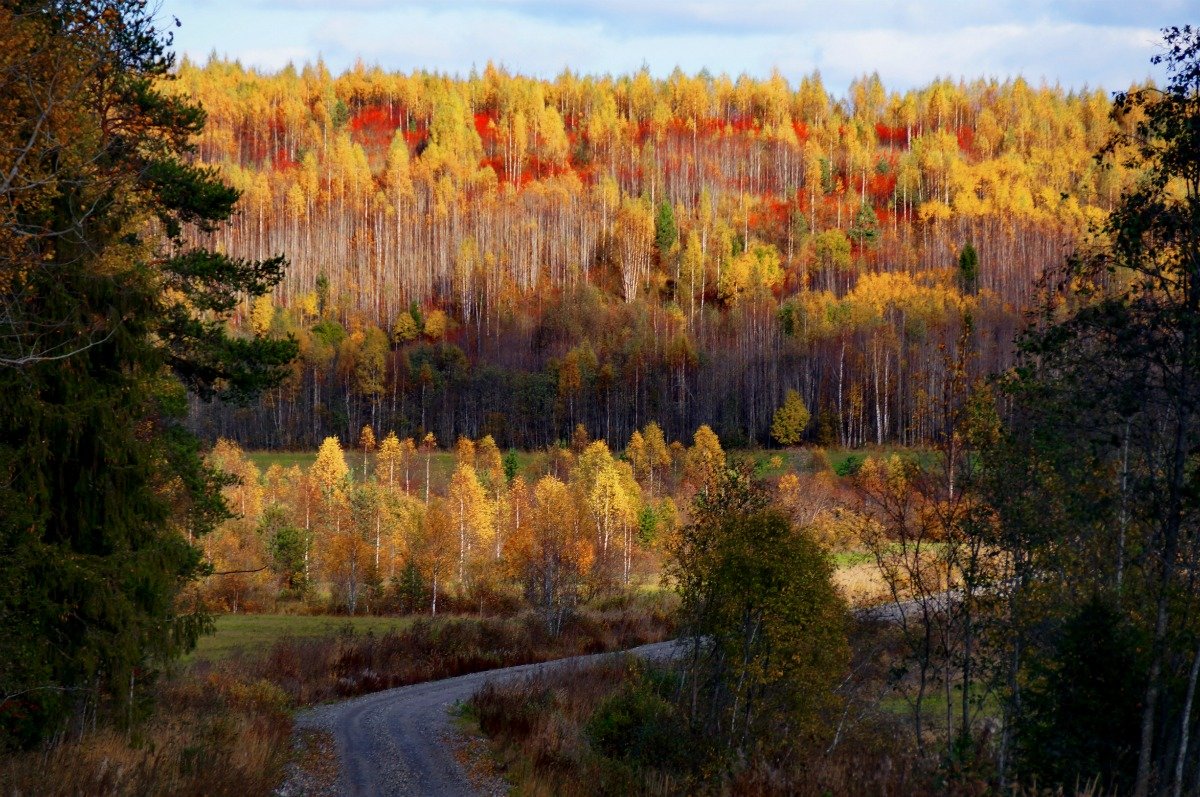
586, 667, 694, 770
671, 466, 849, 758
834, 452, 865, 476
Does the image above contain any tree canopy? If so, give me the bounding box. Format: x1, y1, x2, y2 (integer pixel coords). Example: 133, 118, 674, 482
771, 388, 811, 446
170, 51, 1128, 451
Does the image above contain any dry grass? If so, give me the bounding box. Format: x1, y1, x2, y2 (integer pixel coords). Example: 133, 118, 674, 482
470, 658, 638, 796
1, 602, 674, 797
221, 606, 675, 706
0, 672, 291, 797
833, 561, 889, 606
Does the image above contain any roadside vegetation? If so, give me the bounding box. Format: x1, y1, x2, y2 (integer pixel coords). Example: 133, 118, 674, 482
1, 598, 674, 796
470, 620, 922, 796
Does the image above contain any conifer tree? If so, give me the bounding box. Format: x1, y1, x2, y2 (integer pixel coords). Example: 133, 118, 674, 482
0, 1, 295, 745
958, 242, 980, 294
655, 199, 678, 256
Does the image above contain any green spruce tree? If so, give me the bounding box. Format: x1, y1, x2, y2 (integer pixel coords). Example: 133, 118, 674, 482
958, 242, 979, 294
655, 200, 678, 256
0, 1, 296, 746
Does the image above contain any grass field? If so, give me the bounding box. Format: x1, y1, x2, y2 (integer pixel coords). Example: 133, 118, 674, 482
880, 679, 1003, 727
187, 613, 416, 662
246, 450, 322, 473
742, 446, 939, 476
832, 549, 876, 568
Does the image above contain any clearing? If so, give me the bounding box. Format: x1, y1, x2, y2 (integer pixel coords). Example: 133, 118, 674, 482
187, 614, 416, 662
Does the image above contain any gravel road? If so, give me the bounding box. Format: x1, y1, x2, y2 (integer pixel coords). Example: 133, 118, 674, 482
285, 597, 938, 796
290, 639, 683, 797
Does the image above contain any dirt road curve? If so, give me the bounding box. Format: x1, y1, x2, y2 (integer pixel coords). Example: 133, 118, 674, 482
287, 599, 933, 796
292, 640, 683, 797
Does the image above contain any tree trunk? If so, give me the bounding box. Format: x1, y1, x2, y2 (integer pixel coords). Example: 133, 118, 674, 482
1172, 639, 1200, 797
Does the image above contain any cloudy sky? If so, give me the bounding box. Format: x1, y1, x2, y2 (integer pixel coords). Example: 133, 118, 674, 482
160, 1, 1185, 94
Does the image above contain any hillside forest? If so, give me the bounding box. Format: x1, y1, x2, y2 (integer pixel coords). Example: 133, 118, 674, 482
173, 58, 1137, 449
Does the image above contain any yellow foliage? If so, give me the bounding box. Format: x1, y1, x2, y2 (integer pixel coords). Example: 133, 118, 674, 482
299, 292, 319, 320
447, 463, 493, 586
391, 310, 418, 343
685, 425, 725, 493
250, 295, 274, 335
918, 200, 953, 223
375, 431, 404, 489
718, 242, 783, 303
312, 436, 349, 496
209, 439, 263, 521
423, 308, 448, 340
455, 436, 476, 467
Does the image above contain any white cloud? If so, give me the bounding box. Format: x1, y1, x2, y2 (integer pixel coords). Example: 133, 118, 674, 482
792, 23, 1163, 92
223, 45, 316, 70
164, 0, 1177, 93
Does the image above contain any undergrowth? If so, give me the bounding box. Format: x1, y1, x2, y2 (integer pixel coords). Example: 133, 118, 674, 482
211, 605, 676, 705
0, 602, 674, 796
469, 620, 957, 796
0, 673, 291, 797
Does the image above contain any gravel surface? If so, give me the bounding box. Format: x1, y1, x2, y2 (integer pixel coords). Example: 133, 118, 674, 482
279, 599, 929, 796
287, 640, 683, 797
277, 729, 340, 797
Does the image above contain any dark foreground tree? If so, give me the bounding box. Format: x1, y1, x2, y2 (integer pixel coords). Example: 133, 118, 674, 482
980, 25, 1200, 796
1017, 596, 1146, 793
0, 2, 294, 747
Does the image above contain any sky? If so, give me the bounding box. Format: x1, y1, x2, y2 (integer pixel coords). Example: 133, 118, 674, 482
159, 0, 1188, 95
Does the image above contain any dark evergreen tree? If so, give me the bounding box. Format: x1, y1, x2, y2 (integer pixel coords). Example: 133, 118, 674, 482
848, 201, 880, 249
654, 199, 677, 257
0, 1, 295, 746
1017, 597, 1146, 793
958, 242, 979, 294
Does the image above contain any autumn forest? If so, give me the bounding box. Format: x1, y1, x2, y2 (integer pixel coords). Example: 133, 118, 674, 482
176, 58, 1127, 449
4, 4, 1200, 796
